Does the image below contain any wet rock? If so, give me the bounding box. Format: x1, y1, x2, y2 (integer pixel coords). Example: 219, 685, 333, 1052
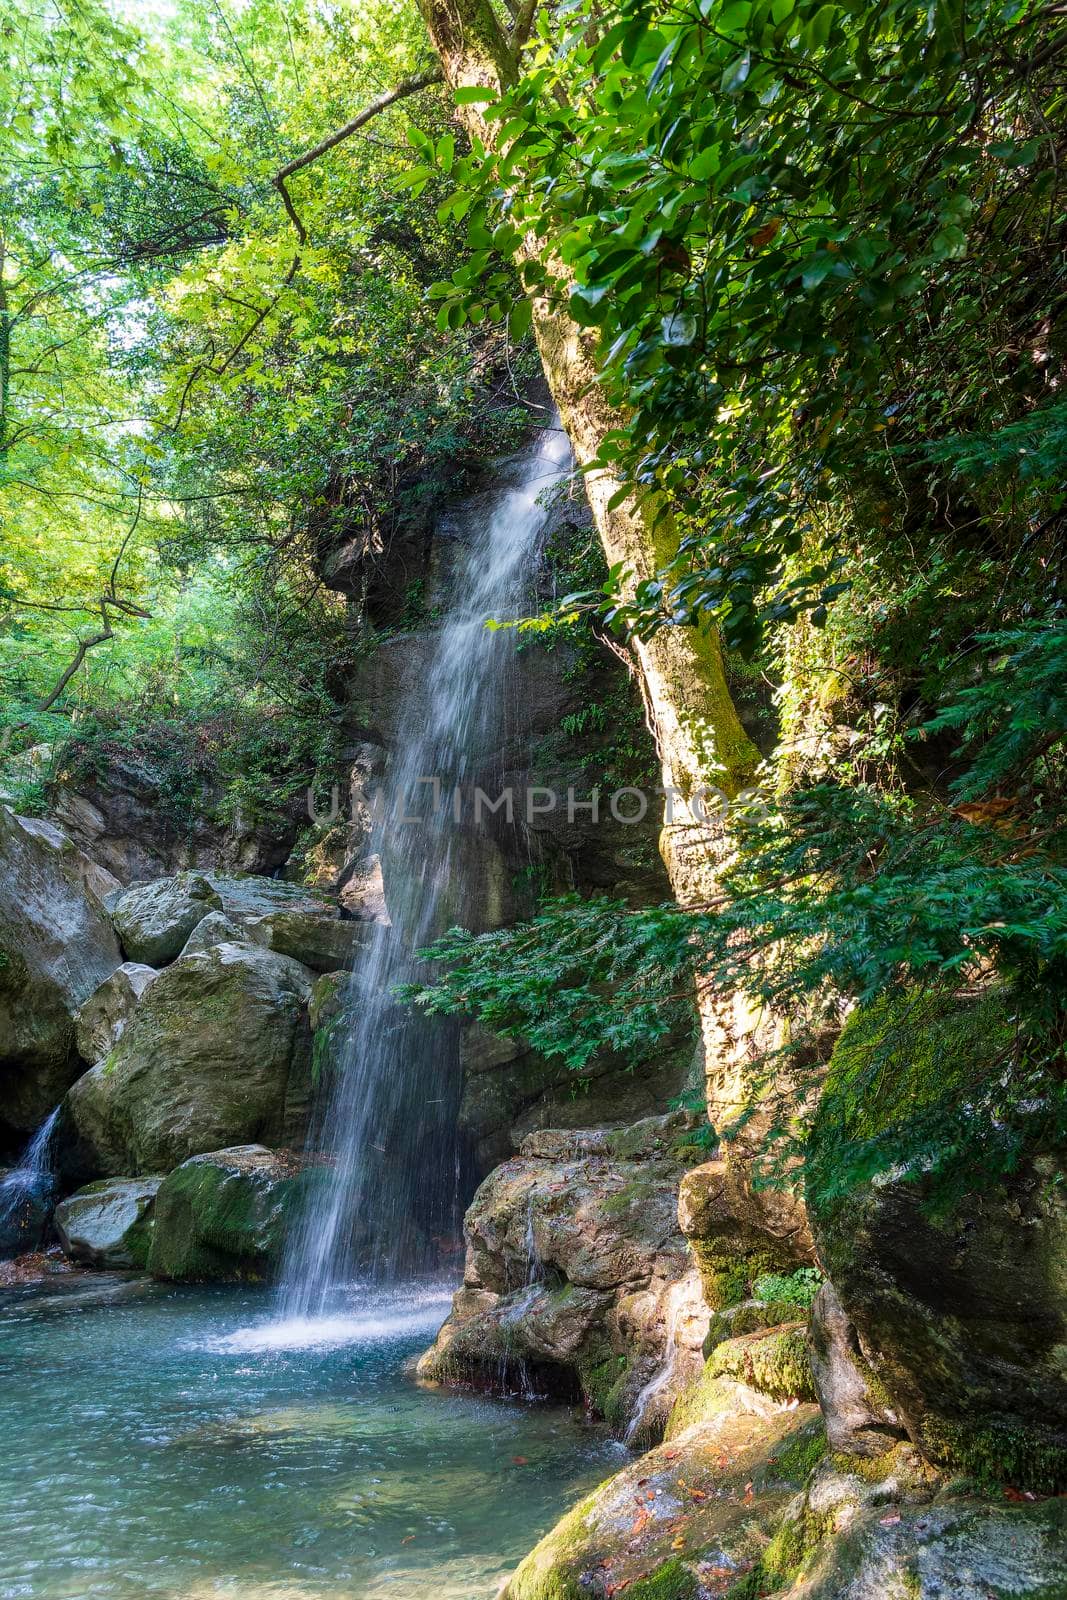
64, 942, 314, 1175
0, 1170, 50, 1257
419, 1112, 709, 1434
111, 872, 223, 965
147, 1145, 324, 1282
502, 1382, 823, 1600
74, 962, 158, 1062
0, 806, 122, 1132
53, 1176, 161, 1268
743, 1453, 1067, 1599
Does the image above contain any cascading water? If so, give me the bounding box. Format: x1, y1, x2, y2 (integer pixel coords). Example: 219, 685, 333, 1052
278, 424, 572, 1326
0, 1107, 59, 1253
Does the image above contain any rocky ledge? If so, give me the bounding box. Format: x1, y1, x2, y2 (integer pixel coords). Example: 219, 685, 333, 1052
419, 1112, 714, 1440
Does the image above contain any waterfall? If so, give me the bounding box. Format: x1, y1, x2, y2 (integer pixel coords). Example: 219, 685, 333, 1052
278, 425, 572, 1324
0, 1107, 60, 1252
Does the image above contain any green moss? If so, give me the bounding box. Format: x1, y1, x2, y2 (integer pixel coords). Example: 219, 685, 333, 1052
703, 1299, 804, 1356
665, 1370, 738, 1439
627, 1558, 699, 1599
814, 989, 1011, 1154
920, 1416, 1067, 1496
691, 1242, 787, 1310
579, 1351, 630, 1430
769, 1420, 828, 1484
708, 1325, 817, 1404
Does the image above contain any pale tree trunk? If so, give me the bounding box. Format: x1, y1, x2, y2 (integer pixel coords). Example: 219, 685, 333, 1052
415, 0, 810, 1255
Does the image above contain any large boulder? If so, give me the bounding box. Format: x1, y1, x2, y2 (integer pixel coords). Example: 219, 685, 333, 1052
241, 908, 367, 973
0, 806, 121, 1131
53, 1176, 161, 1268
419, 1113, 710, 1437
64, 941, 314, 1175
503, 1381, 824, 1600
111, 872, 223, 965
808, 993, 1067, 1491
74, 962, 158, 1063
147, 1145, 325, 1282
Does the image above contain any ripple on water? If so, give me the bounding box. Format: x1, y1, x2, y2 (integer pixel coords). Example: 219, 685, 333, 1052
0, 1282, 616, 1600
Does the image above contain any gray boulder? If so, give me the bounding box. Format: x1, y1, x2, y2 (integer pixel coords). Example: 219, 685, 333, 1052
111, 872, 223, 965
74, 962, 158, 1063
242, 908, 367, 973
65, 941, 314, 1175
419, 1113, 709, 1435
179, 911, 244, 956
54, 1176, 161, 1268
0, 806, 121, 1131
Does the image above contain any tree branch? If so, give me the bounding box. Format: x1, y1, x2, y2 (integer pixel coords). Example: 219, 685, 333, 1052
272, 66, 443, 243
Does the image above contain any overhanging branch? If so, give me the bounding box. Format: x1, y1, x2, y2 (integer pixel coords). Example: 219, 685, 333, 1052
272, 66, 444, 243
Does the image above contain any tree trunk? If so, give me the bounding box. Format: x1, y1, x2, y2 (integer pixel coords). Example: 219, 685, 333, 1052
415, 0, 810, 1255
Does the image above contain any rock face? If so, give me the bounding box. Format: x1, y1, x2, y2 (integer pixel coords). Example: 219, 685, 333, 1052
47, 751, 305, 885
74, 962, 158, 1063
457, 1025, 696, 1175
679, 1154, 812, 1310
419, 1114, 710, 1437
0, 806, 122, 1132
111, 873, 224, 965
64, 942, 314, 1175
808, 1280, 907, 1458
809, 996, 1067, 1490
53, 1177, 161, 1268
147, 1145, 324, 1282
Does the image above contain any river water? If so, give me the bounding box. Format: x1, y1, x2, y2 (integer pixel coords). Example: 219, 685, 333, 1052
0, 1278, 618, 1600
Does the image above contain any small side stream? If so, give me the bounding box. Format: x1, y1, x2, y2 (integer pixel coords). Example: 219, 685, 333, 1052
0, 1280, 619, 1599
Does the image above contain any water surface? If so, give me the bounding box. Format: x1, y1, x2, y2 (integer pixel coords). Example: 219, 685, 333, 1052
0, 1279, 618, 1600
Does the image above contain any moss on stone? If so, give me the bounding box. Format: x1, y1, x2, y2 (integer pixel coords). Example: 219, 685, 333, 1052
665, 1369, 740, 1439
919, 1416, 1067, 1497
769, 1420, 828, 1484
626, 1558, 699, 1599
579, 1351, 630, 1430
708, 1324, 816, 1404
691, 1242, 787, 1311
815, 989, 1011, 1154
703, 1299, 803, 1356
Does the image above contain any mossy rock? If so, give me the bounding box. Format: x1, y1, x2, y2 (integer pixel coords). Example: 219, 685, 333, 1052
708, 1324, 816, 1404
147, 1145, 325, 1282
729, 1459, 1067, 1599
503, 1397, 821, 1600
54, 1176, 161, 1268
808, 990, 1067, 1492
